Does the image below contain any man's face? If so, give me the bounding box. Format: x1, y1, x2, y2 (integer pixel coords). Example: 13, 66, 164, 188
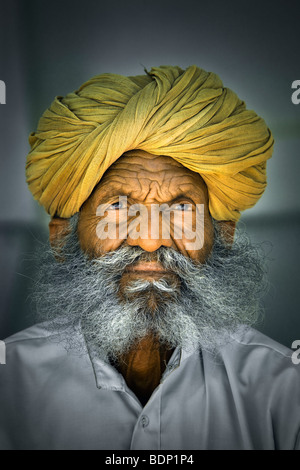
77, 152, 215, 289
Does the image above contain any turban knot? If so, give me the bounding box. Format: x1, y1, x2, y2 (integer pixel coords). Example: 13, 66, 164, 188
26, 65, 274, 221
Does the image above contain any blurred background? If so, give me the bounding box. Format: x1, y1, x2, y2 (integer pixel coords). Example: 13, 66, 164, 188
0, 0, 299, 347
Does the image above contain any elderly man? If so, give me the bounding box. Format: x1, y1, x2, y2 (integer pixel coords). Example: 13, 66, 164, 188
0, 65, 299, 450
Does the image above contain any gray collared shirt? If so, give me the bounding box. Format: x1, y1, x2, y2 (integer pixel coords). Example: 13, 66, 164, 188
0, 322, 299, 450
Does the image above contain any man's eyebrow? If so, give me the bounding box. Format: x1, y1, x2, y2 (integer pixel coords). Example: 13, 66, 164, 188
168, 195, 198, 204
96, 190, 201, 207
95, 184, 125, 199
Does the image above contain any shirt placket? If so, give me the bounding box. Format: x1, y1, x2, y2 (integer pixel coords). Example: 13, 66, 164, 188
129, 380, 162, 450
129, 348, 182, 450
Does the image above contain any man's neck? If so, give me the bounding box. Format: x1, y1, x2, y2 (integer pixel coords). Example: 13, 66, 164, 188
115, 334, 174, 406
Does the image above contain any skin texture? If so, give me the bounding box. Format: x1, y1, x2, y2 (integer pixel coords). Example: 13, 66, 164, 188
77, 151, 215, 263
49, 151, 236, 404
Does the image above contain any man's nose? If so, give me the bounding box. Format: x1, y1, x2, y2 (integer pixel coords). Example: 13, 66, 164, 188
126, 206, 173, 252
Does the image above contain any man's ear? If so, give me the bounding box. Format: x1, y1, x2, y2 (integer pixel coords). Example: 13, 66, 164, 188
49, 217, 71, 250
215, 220, 236, 246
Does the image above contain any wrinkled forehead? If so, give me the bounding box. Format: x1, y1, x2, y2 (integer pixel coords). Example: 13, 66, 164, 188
99, 150, 208, 196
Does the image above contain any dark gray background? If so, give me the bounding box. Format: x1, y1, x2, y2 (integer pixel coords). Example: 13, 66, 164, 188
0, 0, 299, 347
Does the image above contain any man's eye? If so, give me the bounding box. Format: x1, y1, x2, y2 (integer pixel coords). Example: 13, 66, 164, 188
173, 203, 192, 211
106, 201, 126, 210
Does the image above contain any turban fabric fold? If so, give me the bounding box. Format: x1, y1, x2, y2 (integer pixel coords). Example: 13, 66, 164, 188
26, 65, 274, 221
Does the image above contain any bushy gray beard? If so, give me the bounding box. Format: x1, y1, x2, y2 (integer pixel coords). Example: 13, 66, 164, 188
32, 215, 268, 360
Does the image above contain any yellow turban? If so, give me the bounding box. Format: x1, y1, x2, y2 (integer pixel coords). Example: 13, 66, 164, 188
26, 65, 274, 222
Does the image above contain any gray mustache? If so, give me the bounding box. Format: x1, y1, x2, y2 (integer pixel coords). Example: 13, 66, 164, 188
91, 244, 201, 280
124, 279, 178, 294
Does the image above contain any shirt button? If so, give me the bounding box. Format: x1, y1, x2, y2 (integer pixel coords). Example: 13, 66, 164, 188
141, 415, 150, 428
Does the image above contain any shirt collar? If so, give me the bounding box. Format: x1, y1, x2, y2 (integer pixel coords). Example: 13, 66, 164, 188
86, 338, 199, 390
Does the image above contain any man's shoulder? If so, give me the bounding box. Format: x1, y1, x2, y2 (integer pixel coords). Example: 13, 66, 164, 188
221, 327, 300, 384
4, 322, 55, 346
2, 321, 80, 363
1, 322, 90, 384
231, 327, 294, 359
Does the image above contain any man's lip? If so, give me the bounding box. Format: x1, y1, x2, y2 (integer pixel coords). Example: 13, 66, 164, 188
125, 262, 168, 273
